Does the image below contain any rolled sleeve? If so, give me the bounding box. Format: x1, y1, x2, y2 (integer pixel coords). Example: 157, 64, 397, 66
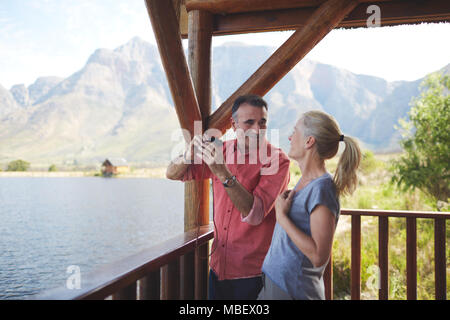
241, 195, 265, 226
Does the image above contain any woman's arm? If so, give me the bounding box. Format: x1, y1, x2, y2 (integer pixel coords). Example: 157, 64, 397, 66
275, 191, 336, 267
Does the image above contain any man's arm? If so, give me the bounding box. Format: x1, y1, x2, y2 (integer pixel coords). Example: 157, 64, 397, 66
215, 169, 255, 218
166, 154, 191, 180
166, 136, 196, 180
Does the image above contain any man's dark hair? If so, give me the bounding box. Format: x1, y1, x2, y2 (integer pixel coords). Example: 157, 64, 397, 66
232, 94, 268, 119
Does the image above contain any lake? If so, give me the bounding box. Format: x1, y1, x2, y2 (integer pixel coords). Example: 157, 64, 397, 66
0, 177, 192, 299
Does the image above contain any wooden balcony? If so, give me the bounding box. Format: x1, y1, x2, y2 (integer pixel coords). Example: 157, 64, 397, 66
37, 209, 448, 300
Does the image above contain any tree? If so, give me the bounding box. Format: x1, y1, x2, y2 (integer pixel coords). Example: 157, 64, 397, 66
391, 72, 449, 206
48, 164, 57, 172
7, 159, 30, 172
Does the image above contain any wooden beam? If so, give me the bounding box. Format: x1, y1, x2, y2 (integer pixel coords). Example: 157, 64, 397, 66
172, 0, 183, 23
145, 0, 202, 138
178, 1, 189, 38
184, 10, 213, 234
181, 0, 450, 38
186, 0, 321, 14
188, 10, 213, 126
207, 0, 359, 132
341, 0, 450, 28
186, 0, 392, 14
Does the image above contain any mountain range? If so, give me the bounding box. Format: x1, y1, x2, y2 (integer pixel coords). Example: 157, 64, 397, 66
0, 37, 448, 167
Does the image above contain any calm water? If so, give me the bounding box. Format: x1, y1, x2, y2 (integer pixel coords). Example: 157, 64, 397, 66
0, 177, 187, 299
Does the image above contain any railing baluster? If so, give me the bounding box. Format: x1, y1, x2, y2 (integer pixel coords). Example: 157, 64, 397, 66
181, 251, 195, 299
406, 217, 417, 300
324, 250, 333, 300
162, 258, 181, 300
434, 218, 446, 300
351, 214, 361, 300
112, 282, 137, 300
195, 242, 209, 300
139, 270, 161, 300
378, 216, 389, 300
35, 212, 449, 301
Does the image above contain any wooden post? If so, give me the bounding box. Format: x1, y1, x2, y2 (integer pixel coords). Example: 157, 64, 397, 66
180, 251, 195, 299
146, 0, 211, 299
434, 218, 446, 300
162, 259, 181, 300
378, 216, 389, 300
184, 9, 212, 230
351, 215, 361, 300
112, 282, 137, 300
187, 10, 213, 300
207, 0, 359, 132
324, 251, 333, 300
406, 217, 417, 300
139, 270, 161, 300
144, 0, 202, 137
188, 10, 213, 123
195, 243, 210, 299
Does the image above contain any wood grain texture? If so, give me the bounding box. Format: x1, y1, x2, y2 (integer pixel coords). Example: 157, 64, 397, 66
145, 0, 202, 138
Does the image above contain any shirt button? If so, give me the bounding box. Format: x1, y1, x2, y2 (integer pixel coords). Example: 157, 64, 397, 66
227, 209, 231, 213
224, 227, 227, 231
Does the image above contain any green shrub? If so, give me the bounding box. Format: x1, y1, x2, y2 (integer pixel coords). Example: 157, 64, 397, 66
6, 159, 30, 171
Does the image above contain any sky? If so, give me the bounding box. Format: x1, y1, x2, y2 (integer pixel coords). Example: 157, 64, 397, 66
0, 0, 449, 89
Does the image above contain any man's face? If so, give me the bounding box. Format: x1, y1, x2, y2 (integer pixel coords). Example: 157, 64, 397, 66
231, 103, 268, 152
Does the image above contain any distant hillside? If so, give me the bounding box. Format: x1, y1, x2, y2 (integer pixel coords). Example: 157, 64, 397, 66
0, 37, 448, 166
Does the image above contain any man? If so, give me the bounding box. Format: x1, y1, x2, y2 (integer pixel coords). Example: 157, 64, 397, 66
166, 94, 290, 299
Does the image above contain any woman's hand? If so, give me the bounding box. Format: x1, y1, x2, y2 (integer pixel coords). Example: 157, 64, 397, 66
275, 189, 296, 223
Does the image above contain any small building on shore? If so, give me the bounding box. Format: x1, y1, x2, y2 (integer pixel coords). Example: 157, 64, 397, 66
101, 158, 129, 176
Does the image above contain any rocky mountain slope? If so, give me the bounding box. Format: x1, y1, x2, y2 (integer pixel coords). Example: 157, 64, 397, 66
0, 37, 447, 166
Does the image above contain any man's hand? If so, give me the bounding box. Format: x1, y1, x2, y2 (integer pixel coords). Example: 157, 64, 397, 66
193, 135, 230, 182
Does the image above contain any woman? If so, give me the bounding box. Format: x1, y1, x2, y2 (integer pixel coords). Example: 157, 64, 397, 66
258, 110, 361, 300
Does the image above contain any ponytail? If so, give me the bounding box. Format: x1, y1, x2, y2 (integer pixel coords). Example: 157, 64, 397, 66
334, 135, 361, 196
301, 110, 362, 196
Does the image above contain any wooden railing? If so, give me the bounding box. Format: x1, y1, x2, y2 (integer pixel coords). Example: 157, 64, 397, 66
324, 209, 449, 300
36, 210, 448, 300
36, 224, 214, 300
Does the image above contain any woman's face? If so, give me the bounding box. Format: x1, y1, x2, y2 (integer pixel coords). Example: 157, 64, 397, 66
288, 118, 307, 160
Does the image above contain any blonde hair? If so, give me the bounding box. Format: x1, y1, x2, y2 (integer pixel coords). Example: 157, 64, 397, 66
301, 110, 361, 196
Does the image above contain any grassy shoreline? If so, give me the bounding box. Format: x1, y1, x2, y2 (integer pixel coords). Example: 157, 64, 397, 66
0, 167, 167, 179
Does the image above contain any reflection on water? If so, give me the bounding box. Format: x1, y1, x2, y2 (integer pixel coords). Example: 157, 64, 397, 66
0, 177, 184, 299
